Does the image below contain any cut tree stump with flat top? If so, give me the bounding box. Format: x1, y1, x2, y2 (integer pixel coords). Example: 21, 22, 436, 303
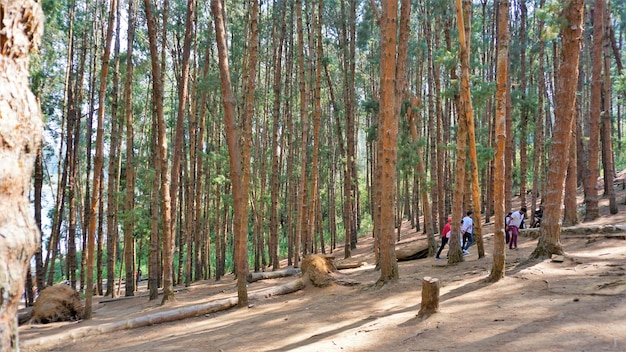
417, 277, 440, 318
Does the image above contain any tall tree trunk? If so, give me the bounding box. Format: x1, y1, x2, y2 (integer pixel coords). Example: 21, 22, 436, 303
563, 123, 579, 226
97, 174, 106, 295
173, 0, 195, 286
601, 7, 617, 214
518, 0, 528, 207
144, 0, 175, 304
425, 20, 438, 237
340, 0, 355, 258
295, 0, 309, 265
67, 84, 78, 290
442, 16, 461, 259
283, 5, 295, 266
324, 59, 342, 252
489, 0, 509, 282
407, 96, 436, 255
195, 43, 211, 280
347, 0, 358, 250
395, 0, 411, 242
459, 0, 484, 258
243, 0, 259, 273
0, 0, 43, 347
583, 0, 603, 221
84, 0, 116, 320
308, 0, 323, 258
376, 0, 400, 285
170, 0, 195, 289
119, 0, 138, 298
81, 5, 100, 293
504, 66, 513, 211
34, 147, 45, 294
65, 0, 78, 291
212, 0, 250, 307
270, 0, 287, 270
450, 0, 472, 265
432, 21, 445, 234
531, 0, 584, 259
531, 0, 546, 216
108, 0, 122, 297
149, 105, 160, 300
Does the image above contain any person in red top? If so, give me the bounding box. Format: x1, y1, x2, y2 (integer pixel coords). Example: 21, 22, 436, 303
436, 217, 452, 260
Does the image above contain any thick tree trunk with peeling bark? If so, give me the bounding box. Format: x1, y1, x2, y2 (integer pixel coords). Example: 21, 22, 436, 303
0, 0, 44, 349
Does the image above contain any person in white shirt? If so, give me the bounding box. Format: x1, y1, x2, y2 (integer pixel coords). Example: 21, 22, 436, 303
461, 210, 474, 255
508, 206, 526, 249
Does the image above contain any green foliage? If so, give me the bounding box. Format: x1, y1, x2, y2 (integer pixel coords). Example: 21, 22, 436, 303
537, 1, 567, 41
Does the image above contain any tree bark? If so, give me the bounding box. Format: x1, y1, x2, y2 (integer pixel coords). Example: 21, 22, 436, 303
407, 95, 436, 256
144, 0, 175, 304
417, 277, 440, 318
531, 0, 584, 259
84, 0, 117, 320
488, 0, 509, 282
64, 0, 78, 291
308, 0, 323, 258
270, 0, 287, 270
107, 0, 122, 297
34, 147, 45, 295
0, 0, 44, 347
170, 0, 195, 287
450, 0, 471, 265
460, 0, 484, 259
211, 0, 250, 307
601, 7, 617, 214
120, 0, 138, 298
583, 0, 603, 221
518, 0, 528, 209
531, 0, 546, 215
376, 0, 400, 286
295, 0, 309, 265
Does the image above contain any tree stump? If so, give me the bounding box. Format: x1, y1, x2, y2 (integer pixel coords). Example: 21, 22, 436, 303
417, 277, 440, 318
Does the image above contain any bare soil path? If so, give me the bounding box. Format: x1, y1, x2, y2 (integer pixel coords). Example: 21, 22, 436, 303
19, 187, 626, 352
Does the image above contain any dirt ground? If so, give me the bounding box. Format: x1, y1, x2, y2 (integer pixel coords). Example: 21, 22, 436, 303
19, 184, 626, 352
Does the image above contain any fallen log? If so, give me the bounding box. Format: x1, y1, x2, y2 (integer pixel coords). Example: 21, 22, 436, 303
521, 224, 626, 239
99, 288, 188, 303
21, 279, 304, 349
335, 262, 366, 270
396, 243, 429, 261
247, 268, 301, 283
18, 308, 33, 326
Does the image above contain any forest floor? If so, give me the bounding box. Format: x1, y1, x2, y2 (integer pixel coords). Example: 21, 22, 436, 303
19, 176, 626, 352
